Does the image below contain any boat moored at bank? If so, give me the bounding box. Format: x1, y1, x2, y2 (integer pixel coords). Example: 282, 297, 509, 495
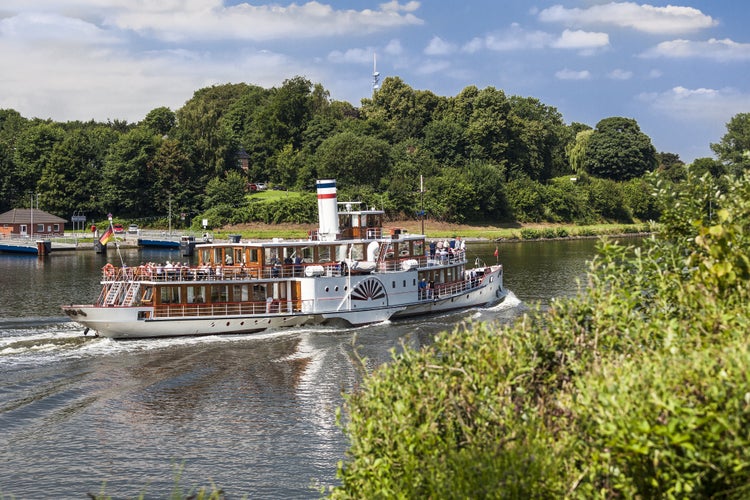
62, 180, 507, 339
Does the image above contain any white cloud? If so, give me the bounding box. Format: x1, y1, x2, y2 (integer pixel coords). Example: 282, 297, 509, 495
111, 1, 424, 42
462, 24, 554, 52
0, 39, 297, 121
608, 68, 633, 80
380, 0, 421, 13
415, 59, 451, 75
0, 12, 121, 46
462, 37, 485, 54
424, 36, 456, 56
539, 2, 717, 35
0, 2, 424, 44
462, 25, 608, 54
638, 86, 750, 122
555, 68, 591, 80
641, 38, 750, 62
328, 48, 374, 65
551, 29, 609, 51
384, 39, 404, 56
648, 69, 663, 79
0, 2, 425, 120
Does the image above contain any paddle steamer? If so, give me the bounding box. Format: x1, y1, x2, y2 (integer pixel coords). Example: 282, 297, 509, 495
63, 180, 506, 339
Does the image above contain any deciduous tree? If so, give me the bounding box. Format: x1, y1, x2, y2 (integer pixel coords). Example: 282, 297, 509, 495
711, 112, 750, 176
583, 117, 657, 181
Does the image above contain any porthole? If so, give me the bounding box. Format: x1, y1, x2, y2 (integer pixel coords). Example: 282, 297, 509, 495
335, 286, 339, 292
325, 286, 330, 292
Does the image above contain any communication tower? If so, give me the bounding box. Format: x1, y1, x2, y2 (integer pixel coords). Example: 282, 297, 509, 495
372, 53, 380, 92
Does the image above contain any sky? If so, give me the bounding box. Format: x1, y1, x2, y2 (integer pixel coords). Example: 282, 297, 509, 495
1, 1, 748, 163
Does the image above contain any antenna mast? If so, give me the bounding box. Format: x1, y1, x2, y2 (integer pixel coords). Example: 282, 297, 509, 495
372, 53, 380, 92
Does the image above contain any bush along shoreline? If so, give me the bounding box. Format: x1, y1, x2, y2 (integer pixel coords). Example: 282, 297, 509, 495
330, 171, 750, 499
504, 223, 652, 241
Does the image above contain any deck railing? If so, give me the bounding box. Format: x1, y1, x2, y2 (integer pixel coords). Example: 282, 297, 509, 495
101, 249, 469, 283
153, 299, 302, 318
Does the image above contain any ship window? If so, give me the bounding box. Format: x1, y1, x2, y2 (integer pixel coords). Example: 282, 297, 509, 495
334, 286, 339, 292
200, 248, 211, 265
392, 281, 396, 289
403, 280, 406, 287
325, 287, 329, 292
252, 284, 267, 301
265, 248, 280, 266
413, 240, 425, 256
335, 244, 348, 262
187, 286, 205, 303
317, 246, 331, 262
232, 284, 249, 301
211, 285, 228, 303
160, 286, 181, 304
233, 248, 243, 265
247, 248, 259, 263
350, 244, 364, 261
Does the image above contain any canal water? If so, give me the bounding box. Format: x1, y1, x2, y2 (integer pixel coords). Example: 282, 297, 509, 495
0, 238, 603, 498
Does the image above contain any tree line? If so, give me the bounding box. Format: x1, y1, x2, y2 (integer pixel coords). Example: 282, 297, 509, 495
0, 75, 747, 227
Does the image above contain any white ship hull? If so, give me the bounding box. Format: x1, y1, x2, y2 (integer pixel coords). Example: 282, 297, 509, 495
64, 266, 505, 339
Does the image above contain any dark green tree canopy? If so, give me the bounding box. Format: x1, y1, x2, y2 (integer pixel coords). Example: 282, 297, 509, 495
142, 107, 176, 136
583, 117, 657, 181
0, 79, 701, 226
314, 131, 391, 188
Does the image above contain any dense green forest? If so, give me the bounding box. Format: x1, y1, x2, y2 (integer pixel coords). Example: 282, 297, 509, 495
0, 76, 747, 228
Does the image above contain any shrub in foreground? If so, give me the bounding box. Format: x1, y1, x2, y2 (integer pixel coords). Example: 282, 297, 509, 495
331, 171, 750, 498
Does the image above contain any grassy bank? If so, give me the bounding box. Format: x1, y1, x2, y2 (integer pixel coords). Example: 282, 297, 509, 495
215, 221, 653, 242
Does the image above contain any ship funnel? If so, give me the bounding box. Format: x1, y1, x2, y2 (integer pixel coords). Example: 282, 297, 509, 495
316, 179, 339, 241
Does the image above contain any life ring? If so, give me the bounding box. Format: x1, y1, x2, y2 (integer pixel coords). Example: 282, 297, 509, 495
102, 263, 115, 278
